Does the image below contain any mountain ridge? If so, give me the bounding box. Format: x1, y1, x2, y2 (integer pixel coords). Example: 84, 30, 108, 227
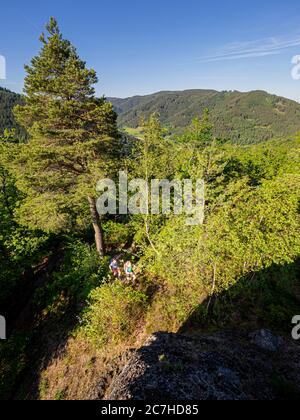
109, 89, 300, 144
2, 87, 300, 144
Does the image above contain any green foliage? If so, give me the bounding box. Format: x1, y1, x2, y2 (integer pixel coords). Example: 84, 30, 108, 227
126, 114, 179, 252
0, 88, 26, 140
82, 281, 147, 347
102, 221, 133, 248
179, 109, 214, 148
224, 136, 300, 186
0, 227, 52, 304
4, 228, 50, 263
0, 136, 53, 304
34, 241, 109, 312
130, 113, 174, 180
186, 261, 300, 333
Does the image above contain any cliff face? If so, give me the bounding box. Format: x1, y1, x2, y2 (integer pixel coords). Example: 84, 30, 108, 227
105, 331, 300, 401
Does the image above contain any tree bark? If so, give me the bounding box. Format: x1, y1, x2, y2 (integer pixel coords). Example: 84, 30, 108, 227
88, 196, 105, 258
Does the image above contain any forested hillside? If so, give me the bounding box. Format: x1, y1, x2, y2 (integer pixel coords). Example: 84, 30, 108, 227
2, 88, 300, 145
3, 88, 300, 146
0, 19, 299, 401
110, 89, 300, 144
0, 88, 26, 139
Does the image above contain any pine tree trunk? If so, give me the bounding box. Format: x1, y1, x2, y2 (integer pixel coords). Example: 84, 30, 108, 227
88, 196, 105, 258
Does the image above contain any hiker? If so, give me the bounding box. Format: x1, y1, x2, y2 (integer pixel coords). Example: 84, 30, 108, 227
109, 258, 121, 279
124, 260, 135, 281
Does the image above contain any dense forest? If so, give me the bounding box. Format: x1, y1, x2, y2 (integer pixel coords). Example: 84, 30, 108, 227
110, 89, 300, 144
0, 18, 299, 400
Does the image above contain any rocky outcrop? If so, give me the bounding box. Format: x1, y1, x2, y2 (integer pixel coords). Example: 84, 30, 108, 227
105, 331, 300, 400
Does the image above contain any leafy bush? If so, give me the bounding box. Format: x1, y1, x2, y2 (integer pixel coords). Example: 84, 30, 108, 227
102, 221, 133, 248
34, 241, 109, 313
142, 172, 300, 332
82, 281, 148, 347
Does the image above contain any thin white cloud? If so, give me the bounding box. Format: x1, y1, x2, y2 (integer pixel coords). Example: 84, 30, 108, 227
198, 34, 300, 63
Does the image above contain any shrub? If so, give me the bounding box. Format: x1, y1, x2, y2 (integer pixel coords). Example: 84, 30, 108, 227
34, 241, 109, 313
102, 221, 133, 248
82, 281, 147, 347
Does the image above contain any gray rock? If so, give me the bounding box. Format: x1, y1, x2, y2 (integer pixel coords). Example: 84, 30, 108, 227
250, 329, 284, 352
217, 367, 241, 388
104, 331, 300, 400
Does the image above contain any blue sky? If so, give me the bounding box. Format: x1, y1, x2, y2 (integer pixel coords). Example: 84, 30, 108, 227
1, 0, 300, 100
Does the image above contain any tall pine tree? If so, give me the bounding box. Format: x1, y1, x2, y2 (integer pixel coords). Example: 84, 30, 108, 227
13, 17, 119, 257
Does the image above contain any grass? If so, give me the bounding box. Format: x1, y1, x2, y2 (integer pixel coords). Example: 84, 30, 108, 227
123, 126, 145, 139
